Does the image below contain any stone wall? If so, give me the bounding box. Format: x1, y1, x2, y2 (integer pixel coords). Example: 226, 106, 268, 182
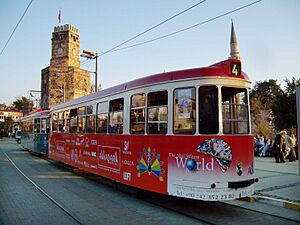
41, 66, 91, 109
40, 24, 91, 109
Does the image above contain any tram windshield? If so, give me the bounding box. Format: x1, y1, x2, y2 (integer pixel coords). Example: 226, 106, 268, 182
222, 87, 249, 134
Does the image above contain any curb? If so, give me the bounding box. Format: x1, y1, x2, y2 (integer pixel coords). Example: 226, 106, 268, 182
239, 196, 256, 202
253, 195, 300, 212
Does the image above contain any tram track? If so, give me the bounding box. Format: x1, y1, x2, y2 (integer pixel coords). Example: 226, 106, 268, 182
4, 144, 300, 225
45, 154, 300, 225
2, 150, 84, 225
2, 142, 205, 225
5, 147, 217, 225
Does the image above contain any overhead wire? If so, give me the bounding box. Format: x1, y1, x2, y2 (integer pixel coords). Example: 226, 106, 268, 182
104, 0, 262, 54
85, 59, 94, 71
0, 0, 33, 57
100, 0, 207, 56
80, 58, 90, 66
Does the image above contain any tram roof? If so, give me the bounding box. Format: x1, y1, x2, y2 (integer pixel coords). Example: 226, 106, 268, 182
52, 59, 249, 111
21, 109, 50, 120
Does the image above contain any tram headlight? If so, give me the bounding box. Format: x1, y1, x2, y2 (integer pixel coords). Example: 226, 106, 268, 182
236, 161, 243, 176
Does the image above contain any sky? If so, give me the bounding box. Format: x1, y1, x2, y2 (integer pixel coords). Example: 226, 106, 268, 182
0, 0, 299, 105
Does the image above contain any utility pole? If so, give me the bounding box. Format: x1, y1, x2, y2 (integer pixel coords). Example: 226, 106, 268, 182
296, 86, 300, 175
81, 50, 98, 92
28, 90, 41, 110
95, 52, 98, 92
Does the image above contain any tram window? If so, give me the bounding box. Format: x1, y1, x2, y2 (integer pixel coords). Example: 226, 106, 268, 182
173, 88, 196, 135
199, 86, 219, 134
109, 98, 123, 134
78, 117, 85, 133
96, 113, 107, 133
78, 106, 85, 115
41, 118, 47, 133
47, 118, 50, 133
63, 111, 69, 133
86, 105, 95, 133
77, 107, 86, 133
58, 119, 64, 133
130, 93, 145, 134
222, 87, 249, 134
34, 118, 41, 133
147, 91, 168, 134
97, 102, 108, 133
86, 105, 94, 115
52, 113, 58, 133
64, 111, 69, 119
70, 108, 78, 133
86, 115, 95, 133
58, 112, 64, 119
57, 112, 64, 133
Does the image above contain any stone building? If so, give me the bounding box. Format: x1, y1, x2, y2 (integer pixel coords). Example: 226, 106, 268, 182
41, 24, 91, 109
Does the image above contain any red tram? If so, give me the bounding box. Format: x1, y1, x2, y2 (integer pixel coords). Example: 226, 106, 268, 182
49, 26, 256, 201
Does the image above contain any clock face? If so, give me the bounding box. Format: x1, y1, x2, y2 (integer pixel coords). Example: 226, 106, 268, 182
57, 47, 63, 54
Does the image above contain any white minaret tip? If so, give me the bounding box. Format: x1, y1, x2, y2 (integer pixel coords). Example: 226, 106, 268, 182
230, 20, 240, 60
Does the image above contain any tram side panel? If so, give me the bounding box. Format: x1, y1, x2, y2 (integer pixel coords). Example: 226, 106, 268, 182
49, 133, 254, 200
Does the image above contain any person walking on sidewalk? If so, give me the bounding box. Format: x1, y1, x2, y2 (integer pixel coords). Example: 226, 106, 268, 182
260, 137, 271, 157
274, 130, 286, 163
285, 132, 297, 161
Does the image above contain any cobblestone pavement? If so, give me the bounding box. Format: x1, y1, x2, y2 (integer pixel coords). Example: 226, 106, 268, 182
1, 138, 300, 225
0, 138, 204, 225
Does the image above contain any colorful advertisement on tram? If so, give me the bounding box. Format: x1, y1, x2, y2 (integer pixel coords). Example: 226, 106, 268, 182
49, 134, 254, 200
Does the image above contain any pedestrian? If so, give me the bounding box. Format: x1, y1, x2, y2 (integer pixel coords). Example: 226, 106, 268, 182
260, 137, 270, 157
254, 135, 264, 156
273, 130, 286, 163
286, 132, 297, 161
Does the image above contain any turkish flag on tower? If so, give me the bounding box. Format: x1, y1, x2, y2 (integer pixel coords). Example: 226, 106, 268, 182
58, 9, 61, 23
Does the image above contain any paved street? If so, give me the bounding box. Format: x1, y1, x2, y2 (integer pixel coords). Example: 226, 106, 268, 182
1, 137, 299, 225
0, 138, 203, 225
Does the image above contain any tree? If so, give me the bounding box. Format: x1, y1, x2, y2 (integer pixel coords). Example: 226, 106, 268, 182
250, 79, 282, 138
251, 79, 282, 105
272, 77, 300, 131
12, 96, 33, 112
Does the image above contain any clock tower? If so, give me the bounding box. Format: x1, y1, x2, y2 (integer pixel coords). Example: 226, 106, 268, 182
50, 24, 80, 68
41, 24, 91, 109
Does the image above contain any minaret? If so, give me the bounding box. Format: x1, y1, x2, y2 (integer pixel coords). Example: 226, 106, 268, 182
230, 21, 240, 60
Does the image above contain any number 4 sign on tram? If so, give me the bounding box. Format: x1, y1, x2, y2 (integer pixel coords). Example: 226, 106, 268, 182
230, 61, 241, 76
